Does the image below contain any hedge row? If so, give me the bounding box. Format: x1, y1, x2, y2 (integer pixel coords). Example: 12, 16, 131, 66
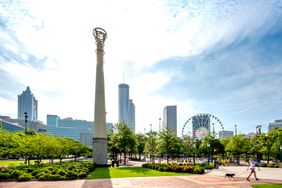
0, 161, 95, 181
142, 163, 205, 174
256, 162, 280, 168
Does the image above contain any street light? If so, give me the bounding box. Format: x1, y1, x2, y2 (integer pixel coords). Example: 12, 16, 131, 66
159, 118, 161, 132
24, 112, 28, 132
207, 143, 210, 165
279, 145, 282, 163
193, 142, 196, 165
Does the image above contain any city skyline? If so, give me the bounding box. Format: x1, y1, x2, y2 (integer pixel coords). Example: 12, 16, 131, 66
1, 1, 282, 136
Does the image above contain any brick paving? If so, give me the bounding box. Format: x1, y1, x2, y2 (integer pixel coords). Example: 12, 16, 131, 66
1, 166, 282, 188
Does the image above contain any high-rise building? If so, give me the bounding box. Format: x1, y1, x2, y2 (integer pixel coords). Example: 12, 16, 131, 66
118, 83, 135, 132
162, 105, 177, 134
218, 130, 233, 138
118, 83, 129, 123
268, 119, 282, 131
18, 86, 38, 121
128, 99, 135, 132
46, 114, 113, 142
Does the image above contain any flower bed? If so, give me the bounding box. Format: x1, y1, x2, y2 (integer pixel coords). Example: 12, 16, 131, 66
142, 163, 205, 174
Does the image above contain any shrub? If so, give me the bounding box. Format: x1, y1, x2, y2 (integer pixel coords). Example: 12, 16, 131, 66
78, 171, 87, 178
207, 164, 215, 169
36, 172, 45, 179
38, 173, 62, 181
67, 165, 76, 171
66, 170, 77, 179
0, 172, 10, 180
10, 170, 23, 178
58, 169, 67, 176
171, 163, 181, 172
199, 163, 209, 169
18, 173, 33, 181
142, 163, 148, 168
193, 165, 204, 174
183, 165, 192, 173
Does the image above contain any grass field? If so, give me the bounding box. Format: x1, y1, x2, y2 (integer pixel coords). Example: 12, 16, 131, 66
0, 159, 53, 166
0, 160, 25, 166
87, 167, 192, 179
252, 184, 282, 188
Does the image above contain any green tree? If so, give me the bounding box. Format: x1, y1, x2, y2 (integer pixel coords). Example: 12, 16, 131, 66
181, 135, 194, 159
136, 133, 145, 160
258, 128, 282, 163
115, 122, 136, 164
225, 134, 250, 165
220, 137, 231, 158
200, 134, 224, 163
0, 129, 18, 158
144, 131, 158, 163
250, 134, 263, 161
107, 127, 120, 160
157, 129, 180, 163
270, 128, 282, 160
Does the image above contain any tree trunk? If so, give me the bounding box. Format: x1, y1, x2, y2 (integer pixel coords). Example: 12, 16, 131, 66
124, 152, 126, 164
166, 155, 169, 164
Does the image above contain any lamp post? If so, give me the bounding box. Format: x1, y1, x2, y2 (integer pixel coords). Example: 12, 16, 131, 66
193, 142, 196, 165
234, 125, 237, 135
24, 112, 28, 132
279, 145, 282, 163
207, 143, 210, 165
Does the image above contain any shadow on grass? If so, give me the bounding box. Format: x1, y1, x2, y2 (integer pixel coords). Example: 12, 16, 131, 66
87, 167, 111, 179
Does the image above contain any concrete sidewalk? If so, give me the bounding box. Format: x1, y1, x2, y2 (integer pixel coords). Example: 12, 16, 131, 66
205, 166, 282, 180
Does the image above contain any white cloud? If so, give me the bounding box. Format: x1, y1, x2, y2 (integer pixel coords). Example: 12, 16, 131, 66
1, 0, 282, 136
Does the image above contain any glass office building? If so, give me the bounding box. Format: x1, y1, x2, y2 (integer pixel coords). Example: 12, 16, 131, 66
0, 119, 24, 132
163, 105, 177, 134
118, 83, 135, 132
18, 86, 38, 121
46, 114, 113, 141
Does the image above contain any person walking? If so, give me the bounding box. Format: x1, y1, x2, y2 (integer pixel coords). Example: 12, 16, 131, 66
246, 160, 260, 181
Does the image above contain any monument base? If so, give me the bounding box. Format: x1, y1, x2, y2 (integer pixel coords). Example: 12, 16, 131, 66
93, 137, 108, 165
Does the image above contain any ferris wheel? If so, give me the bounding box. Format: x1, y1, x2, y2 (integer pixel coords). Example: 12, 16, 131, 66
182, 113, 224, 139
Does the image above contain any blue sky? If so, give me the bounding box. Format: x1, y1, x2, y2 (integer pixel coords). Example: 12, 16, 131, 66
1, 0, 282, 136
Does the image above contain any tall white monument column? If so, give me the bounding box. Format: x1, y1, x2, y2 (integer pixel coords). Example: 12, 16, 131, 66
93, 27, 107, 165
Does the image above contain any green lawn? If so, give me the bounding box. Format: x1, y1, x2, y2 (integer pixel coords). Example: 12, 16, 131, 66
0, 160, 25, 166
87, 167, 192, 179
0, 159, 52, 167
252, 184, 282, 188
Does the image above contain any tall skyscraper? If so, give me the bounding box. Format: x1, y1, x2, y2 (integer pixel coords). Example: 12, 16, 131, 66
162, 105, 177, 134
128, 99, 135, 132
18, 86, 38, 121
118, 83, 129, 123
118, 83, 135, 132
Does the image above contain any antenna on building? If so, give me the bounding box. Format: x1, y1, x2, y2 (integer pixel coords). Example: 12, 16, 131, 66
123, 72, 125, 83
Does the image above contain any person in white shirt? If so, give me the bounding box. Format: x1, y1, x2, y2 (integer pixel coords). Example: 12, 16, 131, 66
246, 160, 260, 181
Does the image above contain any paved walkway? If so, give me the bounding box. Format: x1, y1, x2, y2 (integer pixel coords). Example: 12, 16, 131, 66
1, 166, 282, 188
